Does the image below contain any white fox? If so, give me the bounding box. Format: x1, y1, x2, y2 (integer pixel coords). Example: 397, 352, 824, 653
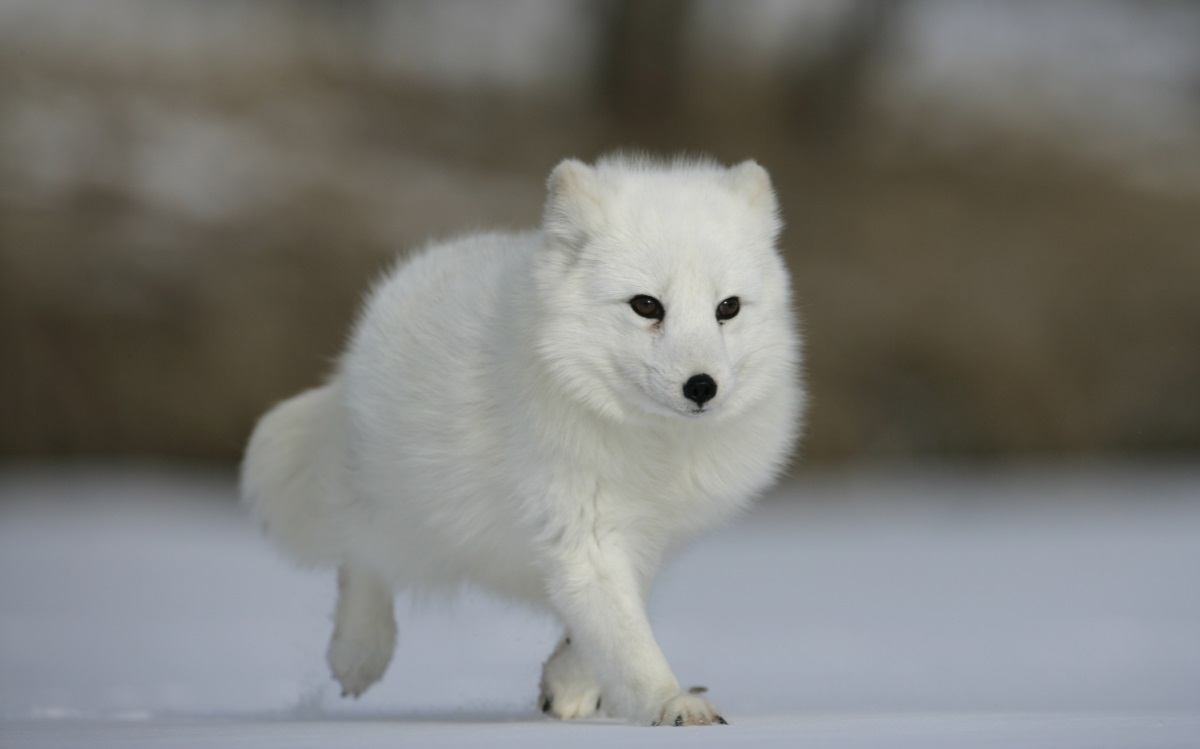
241, 154, 804, 726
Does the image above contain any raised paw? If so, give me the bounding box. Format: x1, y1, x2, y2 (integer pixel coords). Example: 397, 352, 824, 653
327, 566, 396, 699
326, 625, 396, 698
538, 636, 606, 720
650, 689, 727, 727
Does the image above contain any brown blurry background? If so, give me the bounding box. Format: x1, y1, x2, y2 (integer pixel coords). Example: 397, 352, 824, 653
2, 0, 1198, 466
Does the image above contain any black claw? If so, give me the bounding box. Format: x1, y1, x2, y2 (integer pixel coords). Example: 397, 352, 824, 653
716, 716, 728, 725
651, 721, 660, 727
564, 637, 571, 645
688, 685, 708, 695
595, 697, 602, 711
341, 689, 348, 698
674, 715, 684, 726
541, 696, 553, 713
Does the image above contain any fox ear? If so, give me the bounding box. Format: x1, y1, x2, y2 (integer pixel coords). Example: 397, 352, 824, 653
726, 160, 776, 210
543, 159, 605, 252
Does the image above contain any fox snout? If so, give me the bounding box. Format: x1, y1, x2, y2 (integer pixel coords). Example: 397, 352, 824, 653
682, 374, 718, 407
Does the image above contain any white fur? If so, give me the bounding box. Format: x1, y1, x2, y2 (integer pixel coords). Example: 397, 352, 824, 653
538, 636, 605, 719
241, 154, 805, 726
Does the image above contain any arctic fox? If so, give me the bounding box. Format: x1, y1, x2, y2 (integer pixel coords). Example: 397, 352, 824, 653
241, 154, 804, 726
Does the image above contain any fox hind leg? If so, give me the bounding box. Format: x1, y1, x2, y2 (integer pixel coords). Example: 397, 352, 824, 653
326, 565, 397, 698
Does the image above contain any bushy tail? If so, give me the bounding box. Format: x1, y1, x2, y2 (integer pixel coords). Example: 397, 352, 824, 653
240, 381, 348, 567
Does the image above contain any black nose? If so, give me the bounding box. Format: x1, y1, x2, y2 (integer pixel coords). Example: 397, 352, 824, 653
682, 374, 718, 406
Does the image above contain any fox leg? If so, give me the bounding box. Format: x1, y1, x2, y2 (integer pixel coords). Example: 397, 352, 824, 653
326, 565, 396, 698
538, 633, 606, 719
545, 539, 724, 726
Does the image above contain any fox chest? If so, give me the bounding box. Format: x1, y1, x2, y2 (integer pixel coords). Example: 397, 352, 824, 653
564, 431, 754, 525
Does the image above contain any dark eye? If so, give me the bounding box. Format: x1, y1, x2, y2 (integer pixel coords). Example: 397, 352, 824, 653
629, 295, 664, 320
716, 296, 740, 321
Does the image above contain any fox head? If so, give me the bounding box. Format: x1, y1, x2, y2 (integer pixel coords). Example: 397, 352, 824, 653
533, 154, 800, 424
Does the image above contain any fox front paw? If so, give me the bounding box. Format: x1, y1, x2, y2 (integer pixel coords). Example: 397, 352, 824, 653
538, 687, 604, 721
650, 687, 727, 727
538, 636, 605, 720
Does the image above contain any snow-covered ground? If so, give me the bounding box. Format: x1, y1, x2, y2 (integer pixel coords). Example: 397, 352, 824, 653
1, 465, 1198, 747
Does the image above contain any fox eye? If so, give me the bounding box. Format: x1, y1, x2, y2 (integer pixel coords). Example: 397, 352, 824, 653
716, 296, 740, 321
629, 295, 664, 320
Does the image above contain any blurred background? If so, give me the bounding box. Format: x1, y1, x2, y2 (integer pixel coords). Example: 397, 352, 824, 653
2, 0, 1199, 467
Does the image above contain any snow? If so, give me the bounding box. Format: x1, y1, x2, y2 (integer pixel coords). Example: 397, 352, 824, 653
2, 465, 1199, 747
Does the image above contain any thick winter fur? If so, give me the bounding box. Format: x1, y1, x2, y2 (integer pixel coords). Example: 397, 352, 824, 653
241, 154, 805, 726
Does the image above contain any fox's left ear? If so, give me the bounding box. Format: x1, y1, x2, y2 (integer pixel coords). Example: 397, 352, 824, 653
726, 160, 777, 211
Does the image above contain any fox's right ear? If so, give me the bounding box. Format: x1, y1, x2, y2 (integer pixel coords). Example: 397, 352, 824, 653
543, 159, 605, 253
